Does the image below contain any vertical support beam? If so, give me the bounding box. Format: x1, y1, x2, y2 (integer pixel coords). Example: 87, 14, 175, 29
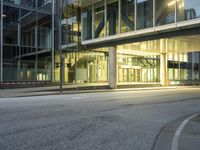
153, 0, 155, 27
134, 0, 137, 31
92, 2, 95, 39
17, 8, 21, 80
17, 60, 20, 80
118, 0, 121, 34
178, 53, 181, 81
35, 56, 38, 80
160, 39, 168, 86
175, 0, 177, 23
35, 17, 38, 81
17, 22, 21, 80
35, 13, 38, 81
199, 53, 200, 81
0, 0, 3, 82
104, 0, 107, 36
192, 52, 195, 81
51, 0, 55, 82
109, 46, 117, 89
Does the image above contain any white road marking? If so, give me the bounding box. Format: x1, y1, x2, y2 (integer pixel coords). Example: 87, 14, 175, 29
171, 113, 199, 150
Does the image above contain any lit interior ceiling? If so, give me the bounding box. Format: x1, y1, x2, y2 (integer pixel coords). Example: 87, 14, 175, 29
80, 0, 102, 7
117, 34, 200, 55
169, 34, 200, 53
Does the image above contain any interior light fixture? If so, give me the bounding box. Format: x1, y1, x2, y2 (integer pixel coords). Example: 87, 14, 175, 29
168, 1, 175, 7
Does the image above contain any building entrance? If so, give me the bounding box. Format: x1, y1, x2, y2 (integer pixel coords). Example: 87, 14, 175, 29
118, 67, 141, 83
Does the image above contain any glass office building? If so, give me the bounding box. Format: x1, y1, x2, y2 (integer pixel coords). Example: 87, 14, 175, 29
1, 0, 200, 88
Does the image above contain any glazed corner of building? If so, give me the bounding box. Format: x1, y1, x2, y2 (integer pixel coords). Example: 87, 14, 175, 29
79, 0, 200, 87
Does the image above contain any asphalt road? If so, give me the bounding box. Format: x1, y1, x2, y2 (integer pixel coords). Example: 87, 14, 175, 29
0, 87, 200, 150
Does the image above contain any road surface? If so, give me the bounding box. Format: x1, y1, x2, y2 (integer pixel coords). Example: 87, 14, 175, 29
0, 87, 200, 150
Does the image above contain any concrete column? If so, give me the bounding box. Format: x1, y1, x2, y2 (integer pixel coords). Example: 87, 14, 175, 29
109, 46, 117, 89
160, 39, 168, 86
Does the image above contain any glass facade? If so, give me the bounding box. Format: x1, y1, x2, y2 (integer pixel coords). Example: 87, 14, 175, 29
54, 50, 108, 84
81, 0, 200, 41
107, 0, 119, 35
0, 0, 53, 81
117, 54, 160, 83
177, 0, 200, 21
117, 40, 160, 83
94, 1, 105, 38
155, 0, 175, 26
167, 36, 200, 83
121, 0, 135, 33
168, 52, 200, 82
62, 3, 81, 46
136, 0, 153, 29
82, 5, 92, 40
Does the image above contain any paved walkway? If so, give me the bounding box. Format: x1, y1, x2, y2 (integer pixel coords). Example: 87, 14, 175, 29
0, 84, 199, 98
0, 84, 108, 98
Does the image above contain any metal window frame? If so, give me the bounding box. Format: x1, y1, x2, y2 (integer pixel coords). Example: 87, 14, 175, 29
0, 0, 3, 82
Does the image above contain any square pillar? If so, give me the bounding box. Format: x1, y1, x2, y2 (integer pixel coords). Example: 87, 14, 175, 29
160, 39, 168, 86
109, 46, 117, 89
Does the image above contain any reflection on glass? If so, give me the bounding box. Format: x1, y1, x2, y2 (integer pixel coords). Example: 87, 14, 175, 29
82, 5, 92, 40
37, 13, 51, 49
94, 1, 105, 38
62, 4, 80, 45
136, 0, 153, 30
177, 0, 200, 21
121, 0, 135, 33
155, 0, 175, 26
168, 52, 200, 81
2, 2, 52, 81
20, 0, 36, 8
3, 5, 19, 45
21, 10, 36, 47
107, 0, 119, 35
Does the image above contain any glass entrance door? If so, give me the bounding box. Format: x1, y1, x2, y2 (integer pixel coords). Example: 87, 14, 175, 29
118, 67, 141, 83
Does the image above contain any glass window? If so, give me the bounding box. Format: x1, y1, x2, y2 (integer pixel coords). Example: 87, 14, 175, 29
94, 1, 105, 38
62, 4, 80, 45
155, 0, 175, 26
3, 0, 20, 5
38, 0, 52, 11
107, 0, 119, 35
37, 13, 52, 49
3, 45, 19, 81
121, 0, 135, 33
21, 9, 36, 47
136, 0, 153, 30
3, 5, 19, 45
82, 5, 92, 40
20, 0, 36, 8
177, 0, 200, 21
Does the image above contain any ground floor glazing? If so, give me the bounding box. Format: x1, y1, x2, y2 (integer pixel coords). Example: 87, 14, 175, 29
1, 34, 200, 86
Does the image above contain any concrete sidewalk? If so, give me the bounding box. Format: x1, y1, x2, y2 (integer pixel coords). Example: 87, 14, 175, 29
0, 84, 199, 98
0, 84, 108, 98
179, 114, 200, 150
